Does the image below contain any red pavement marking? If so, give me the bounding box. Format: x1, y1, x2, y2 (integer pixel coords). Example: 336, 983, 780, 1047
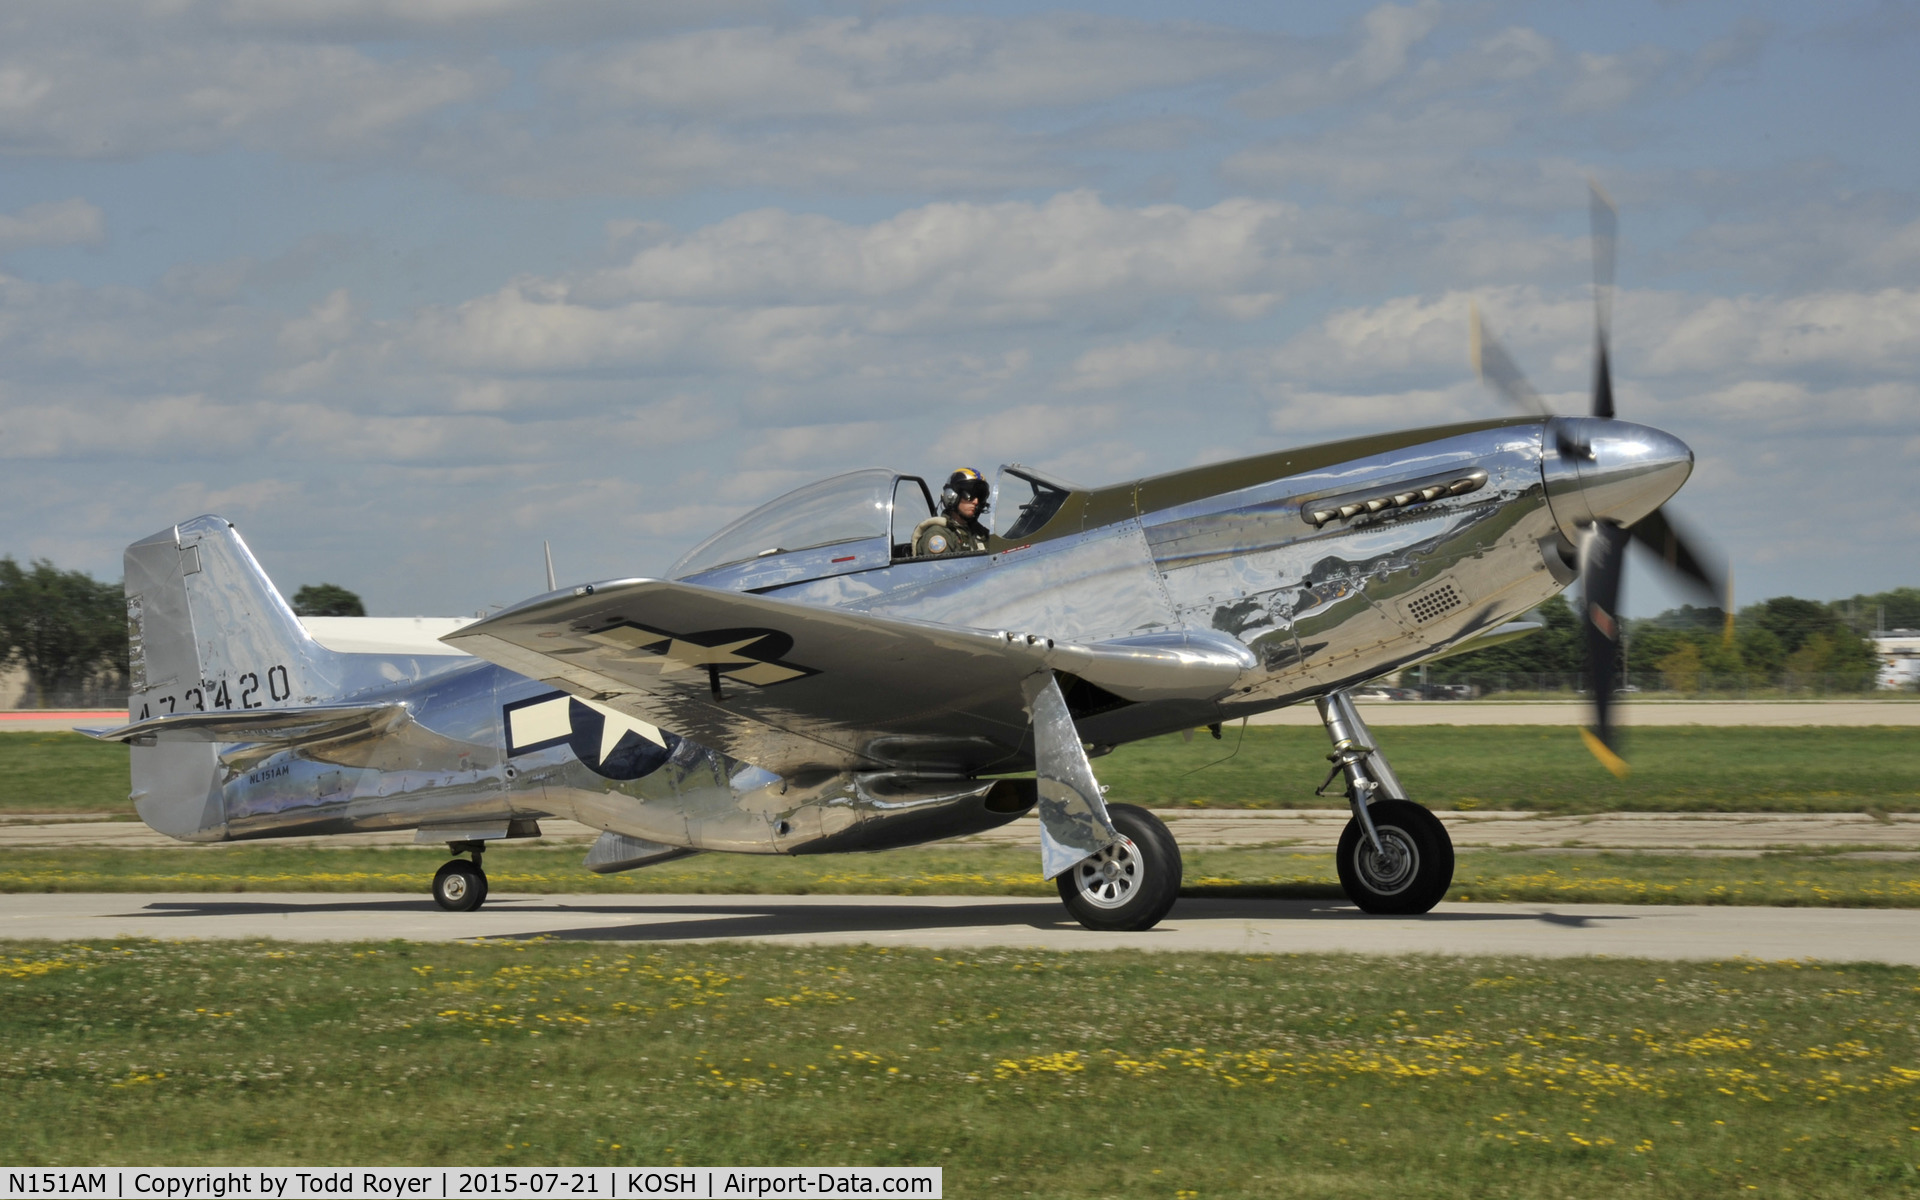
0, 711, 128, 721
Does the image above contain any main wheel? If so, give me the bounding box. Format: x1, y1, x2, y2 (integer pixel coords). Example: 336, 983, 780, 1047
432, 859, 487, 912
1335, 799, 1453, 915
1056, 803, 1182, 932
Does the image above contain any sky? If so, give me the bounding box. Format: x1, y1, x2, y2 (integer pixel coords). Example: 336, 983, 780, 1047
1, 0, 1915, 617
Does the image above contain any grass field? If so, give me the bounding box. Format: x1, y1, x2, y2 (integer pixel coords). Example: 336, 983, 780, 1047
8, 726, 1920, 815
1107, 725, 1920, 813
3, 939, 1915, 1196
0, 732, 135, 814
3, 843, 1916, 908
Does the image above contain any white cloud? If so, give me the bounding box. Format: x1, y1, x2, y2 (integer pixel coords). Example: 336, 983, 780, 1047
550, 15, 1282, 120
275, 289, 359, 360
1560, 46, 1671, 113
583, 192, 1301, 312
1681, 199, 1920, 292
0, 7, 1284, 196
1061, 337, 1212, 392
436, 118, 1083, 199
373, 193, 1318, 388
1266, 284, 1920, 396
1641, 289, 1920, 377
209, 0, 775, 41
1265, 381, 1485, 436
1678, 379, 1920, 434
1268, 290, 1489, 383
1235, 1, 1444, 117
1402, 26, 1557, 97
0, 199, 105, 253
0, 29, 498, 158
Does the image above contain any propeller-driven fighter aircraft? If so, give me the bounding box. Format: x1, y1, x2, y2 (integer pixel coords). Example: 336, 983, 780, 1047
89, 186, 1722, 932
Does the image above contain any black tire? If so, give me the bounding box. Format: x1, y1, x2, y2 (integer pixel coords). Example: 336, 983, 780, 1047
432, 859, 487, 912
1335, 799, 1453, 915
1055, 803, 1182, 932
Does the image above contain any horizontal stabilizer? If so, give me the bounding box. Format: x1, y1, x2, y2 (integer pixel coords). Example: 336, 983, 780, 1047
83, 702, 407, 746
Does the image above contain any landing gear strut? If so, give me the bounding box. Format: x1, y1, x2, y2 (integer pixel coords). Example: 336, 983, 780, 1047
432, 841, 490, 912
1315, 689, 1453, 914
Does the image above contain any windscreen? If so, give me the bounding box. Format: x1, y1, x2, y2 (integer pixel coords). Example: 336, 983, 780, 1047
670, 469, 895, 578
996, 465, 1079, 540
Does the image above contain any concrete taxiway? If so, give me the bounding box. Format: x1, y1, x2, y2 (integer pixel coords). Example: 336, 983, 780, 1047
2, 892, 1916, 963
6, 809, 1916, 855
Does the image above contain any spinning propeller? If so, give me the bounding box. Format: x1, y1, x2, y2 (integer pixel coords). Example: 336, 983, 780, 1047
1471, 182, 1730, 776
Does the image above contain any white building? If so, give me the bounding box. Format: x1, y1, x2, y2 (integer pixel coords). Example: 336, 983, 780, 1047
1873, 631, 1920, 690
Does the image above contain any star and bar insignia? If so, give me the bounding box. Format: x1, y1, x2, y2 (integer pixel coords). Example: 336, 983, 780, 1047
576, 622, 817, 691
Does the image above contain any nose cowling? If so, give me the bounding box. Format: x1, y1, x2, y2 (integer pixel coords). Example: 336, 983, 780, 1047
1542, 418, 1693, 541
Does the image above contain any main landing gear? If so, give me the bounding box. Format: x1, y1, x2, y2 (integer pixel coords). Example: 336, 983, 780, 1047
432, 841, 490, 912
1315, 689, 1453, 914
1055, 803, 1182, 932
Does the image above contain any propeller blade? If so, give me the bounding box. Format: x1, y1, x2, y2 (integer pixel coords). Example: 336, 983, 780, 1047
1589, 179, 1617, 421
1470, 301, 1550, 418
1579, 521, 1631, 778
1626, 505, 1728, 611
1722, 566, 1736, 649
1472, 301, 1591, 459
1592, 336, 1614, 423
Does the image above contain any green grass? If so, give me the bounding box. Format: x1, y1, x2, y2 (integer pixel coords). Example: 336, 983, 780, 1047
9, 726, 1920, 816
3, 940, 1916, 1196
3, 843, 1916, 908
1100, 725, 1920, 812
0, 732, 133, 814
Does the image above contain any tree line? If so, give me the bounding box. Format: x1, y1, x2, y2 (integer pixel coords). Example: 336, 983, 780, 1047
1427, 588, 1914, 693
0, 557, 361, 708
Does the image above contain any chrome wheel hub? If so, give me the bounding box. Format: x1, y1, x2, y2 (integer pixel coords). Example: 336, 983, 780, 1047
1353, 827, 1419, 896
1069, 836, 1143, 910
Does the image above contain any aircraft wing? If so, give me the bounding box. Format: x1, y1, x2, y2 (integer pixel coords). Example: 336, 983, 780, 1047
444, 578, 1253, 776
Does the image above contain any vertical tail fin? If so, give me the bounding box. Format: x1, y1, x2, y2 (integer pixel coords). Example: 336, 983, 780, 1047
124, 515, 341, 839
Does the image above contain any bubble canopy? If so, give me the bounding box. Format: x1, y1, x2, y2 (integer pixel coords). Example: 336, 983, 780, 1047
669, 469, 896, 579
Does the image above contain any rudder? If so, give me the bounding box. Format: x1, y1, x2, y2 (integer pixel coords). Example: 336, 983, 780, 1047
124, 515, 341, 840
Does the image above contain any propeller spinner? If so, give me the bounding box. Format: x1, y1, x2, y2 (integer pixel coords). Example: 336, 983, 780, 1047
1473, 182, 1730, 775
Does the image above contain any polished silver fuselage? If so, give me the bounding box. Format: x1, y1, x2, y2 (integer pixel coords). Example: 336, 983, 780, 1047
191, 417, 1667, 856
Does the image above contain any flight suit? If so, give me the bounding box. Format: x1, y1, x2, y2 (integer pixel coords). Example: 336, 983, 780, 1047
912, 515, 990, 557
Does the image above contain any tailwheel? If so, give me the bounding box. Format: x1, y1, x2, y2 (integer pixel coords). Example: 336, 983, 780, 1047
432, 859, 488, 912
1335, 799, 1453, 915
1056, 803, 1182, 932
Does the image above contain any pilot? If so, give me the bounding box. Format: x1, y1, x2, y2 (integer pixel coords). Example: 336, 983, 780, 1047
912, 468, 992, 557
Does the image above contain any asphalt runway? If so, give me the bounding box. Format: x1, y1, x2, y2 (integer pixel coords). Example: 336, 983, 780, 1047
4, 892, 1918, 963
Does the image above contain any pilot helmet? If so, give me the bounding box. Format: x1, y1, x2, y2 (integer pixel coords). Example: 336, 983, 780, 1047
941, 468, 991, 514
